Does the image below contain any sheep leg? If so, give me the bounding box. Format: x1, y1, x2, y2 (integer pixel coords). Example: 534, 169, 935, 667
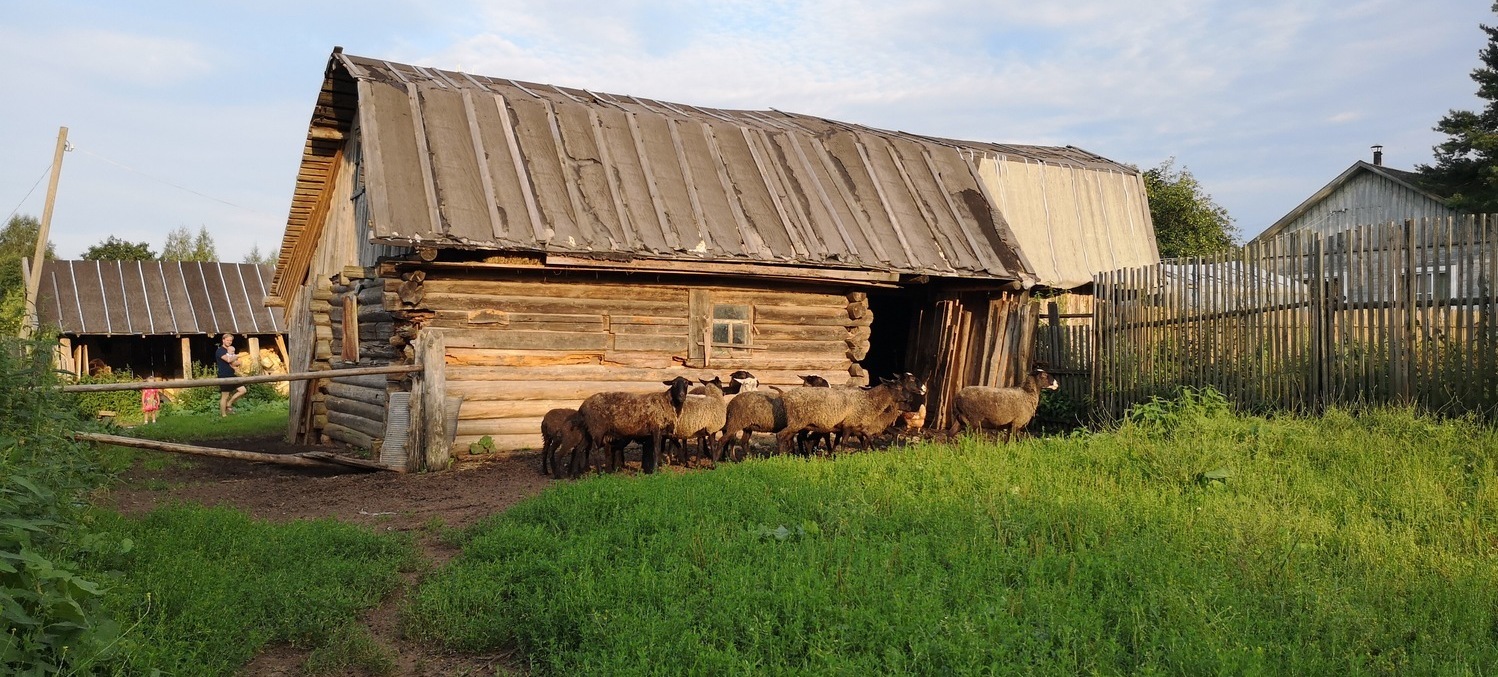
540, 436, 554, 476
643, 432, 661, 473
775, 429, 799, 455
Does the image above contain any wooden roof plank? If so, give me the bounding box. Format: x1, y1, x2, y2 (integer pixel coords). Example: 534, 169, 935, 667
625, 112, 681, 251
459, 87, 508, 242
665, 118, 715, 251
490, 92, 547, 243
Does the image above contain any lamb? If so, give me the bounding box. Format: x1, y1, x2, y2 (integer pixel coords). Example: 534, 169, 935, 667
577, 376, 692, 473
540, 407, 589, 479
776, 375, 924, 455
949, 367, 1059, 442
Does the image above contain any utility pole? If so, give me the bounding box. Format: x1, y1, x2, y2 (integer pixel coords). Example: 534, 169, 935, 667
22, 126, 69, 337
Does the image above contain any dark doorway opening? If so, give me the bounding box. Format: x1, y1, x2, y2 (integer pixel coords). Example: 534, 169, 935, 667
862, 290, 920, 381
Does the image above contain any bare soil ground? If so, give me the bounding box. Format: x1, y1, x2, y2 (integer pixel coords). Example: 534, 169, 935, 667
104, 434, 557, 676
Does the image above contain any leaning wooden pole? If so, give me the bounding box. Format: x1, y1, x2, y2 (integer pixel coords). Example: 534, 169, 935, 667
70, 432, 339, 469
61, 363, 419, 393
22, 126, 69, 337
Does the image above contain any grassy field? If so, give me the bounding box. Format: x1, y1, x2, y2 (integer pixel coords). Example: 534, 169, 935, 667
406, 396, 1498, 674
124, 399, 290, 442
80, 506, 420, 675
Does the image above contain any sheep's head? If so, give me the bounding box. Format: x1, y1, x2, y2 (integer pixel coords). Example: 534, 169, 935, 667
726, 370, 758, 394
799, 374, 831, 388
661, 376, 693, 412
698, 376, 726, 394
1031, 367, 1061, 391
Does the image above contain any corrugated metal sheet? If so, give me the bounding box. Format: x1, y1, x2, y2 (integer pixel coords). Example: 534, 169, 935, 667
1256, 161, 1459, 241
977, 155, 1157, 288
276, 50, 1160, 292
35, 261, 285, 336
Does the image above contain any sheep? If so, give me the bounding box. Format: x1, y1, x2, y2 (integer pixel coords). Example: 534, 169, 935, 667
539, 407, 577, 477
826, 373, 928, 452
718, 373, 828, 461
540, 408, 592, 479
949, 367, 1059, 442
668, 376, 729, 465
577, 376, 692, 473
776, 375, 925, 455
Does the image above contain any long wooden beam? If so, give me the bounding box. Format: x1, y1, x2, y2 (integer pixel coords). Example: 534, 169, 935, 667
70, 432, 344, 469
61, 364, 419, 393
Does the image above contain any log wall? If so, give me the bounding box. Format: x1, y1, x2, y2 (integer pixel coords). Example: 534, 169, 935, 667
385, 269, 870, 452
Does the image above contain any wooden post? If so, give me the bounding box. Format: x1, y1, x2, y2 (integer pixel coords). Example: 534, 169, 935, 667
22, 127, 68, 337
58, 337, 72, 374
180, 337, 192, 379
422, 331, 451, 471
1401, 220, 1418, 402
248, 337, 261, 373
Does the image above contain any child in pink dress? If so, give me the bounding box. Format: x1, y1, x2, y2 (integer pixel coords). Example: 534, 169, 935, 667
142, 375, 163, 424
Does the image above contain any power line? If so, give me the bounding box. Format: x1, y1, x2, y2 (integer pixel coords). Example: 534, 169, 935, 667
4, 162, 55, 225
74, 147, 278, 218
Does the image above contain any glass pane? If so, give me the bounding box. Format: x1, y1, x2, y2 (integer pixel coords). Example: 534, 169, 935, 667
712, 323, 729, 344
713, 304, 749, 320
731, 323, 747, 344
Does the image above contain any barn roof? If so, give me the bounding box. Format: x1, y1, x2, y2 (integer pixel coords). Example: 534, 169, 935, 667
35, 260, 285, 336
274, 50, 1154, 296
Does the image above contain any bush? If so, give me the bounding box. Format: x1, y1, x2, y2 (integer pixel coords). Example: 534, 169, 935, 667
168, 364, 282, 416
0, 335, 126, 673
67, 368, 145, 421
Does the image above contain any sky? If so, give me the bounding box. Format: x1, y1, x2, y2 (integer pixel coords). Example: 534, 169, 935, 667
0, 0, 1489, 263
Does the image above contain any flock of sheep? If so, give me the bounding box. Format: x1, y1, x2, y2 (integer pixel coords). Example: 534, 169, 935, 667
538, 366, 1060, 479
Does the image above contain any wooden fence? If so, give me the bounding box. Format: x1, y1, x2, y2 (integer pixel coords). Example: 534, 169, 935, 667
1033, 300, 1093, 399
1094, 216, 1498, 417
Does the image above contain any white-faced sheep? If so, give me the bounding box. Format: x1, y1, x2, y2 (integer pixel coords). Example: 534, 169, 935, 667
776, 375, 925, 455
577, 376, 692, 473
949, 367, 1058, 442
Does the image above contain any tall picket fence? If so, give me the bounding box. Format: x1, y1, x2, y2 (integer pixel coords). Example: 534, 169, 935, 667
1094, 216, 1498, 417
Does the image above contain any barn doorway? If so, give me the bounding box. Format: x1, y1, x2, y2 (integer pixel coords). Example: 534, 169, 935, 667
862, 290, 919, 381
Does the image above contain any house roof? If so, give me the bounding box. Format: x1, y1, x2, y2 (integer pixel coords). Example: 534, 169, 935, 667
1257, 161, 1453, 241
274, 50, 1151, 296
35, 260, 285, 336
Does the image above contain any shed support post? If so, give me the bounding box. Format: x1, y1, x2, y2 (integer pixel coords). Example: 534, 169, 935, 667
58, 337, 72, 375
180, 337, 192, 379
421, 332, 451, 471
248, 337, 261, 373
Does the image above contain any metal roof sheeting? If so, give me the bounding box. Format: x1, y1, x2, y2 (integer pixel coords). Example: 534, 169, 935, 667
275, 50, 1159, 292
36, 260, 285, 336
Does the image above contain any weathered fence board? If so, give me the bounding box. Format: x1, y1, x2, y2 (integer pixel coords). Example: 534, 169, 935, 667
1094, 216, 1498, 417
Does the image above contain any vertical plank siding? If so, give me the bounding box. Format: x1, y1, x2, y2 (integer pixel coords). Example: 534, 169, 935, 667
1094, 216, 1498, 418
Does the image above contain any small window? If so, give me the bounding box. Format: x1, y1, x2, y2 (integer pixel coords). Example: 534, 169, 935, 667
711, 304, 751, 347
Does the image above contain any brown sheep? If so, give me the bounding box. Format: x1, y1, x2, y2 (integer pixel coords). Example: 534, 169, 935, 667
577, 377, 692, 473
949, 367, 1058, 442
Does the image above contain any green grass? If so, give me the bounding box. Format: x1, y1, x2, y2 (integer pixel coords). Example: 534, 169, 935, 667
127, 399, 290, 442
405, 404, 1498, 675
78, 504, 419, 675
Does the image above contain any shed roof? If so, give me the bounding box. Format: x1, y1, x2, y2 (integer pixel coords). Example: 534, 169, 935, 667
275, 50, 1151, 295
36, 260, 284, 336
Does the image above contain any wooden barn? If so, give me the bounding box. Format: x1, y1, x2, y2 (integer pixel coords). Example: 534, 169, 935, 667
31, 259, 287, 378
269, 48, 1158, 469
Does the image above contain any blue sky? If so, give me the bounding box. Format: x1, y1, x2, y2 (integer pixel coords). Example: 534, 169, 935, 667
0, 0, 1488, 262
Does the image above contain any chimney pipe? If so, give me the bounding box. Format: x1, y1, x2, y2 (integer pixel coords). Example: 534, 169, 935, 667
1372, 145, 1383, 166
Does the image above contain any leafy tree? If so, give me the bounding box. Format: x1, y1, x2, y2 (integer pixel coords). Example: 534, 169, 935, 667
1143, 159, 1238, 258
0, 215, 56, 331
81, 236, 155, 261
161, 225, 218, 262
0, 214, 55, 295
1417, 3, 1498, 211
243, 243, 278, 266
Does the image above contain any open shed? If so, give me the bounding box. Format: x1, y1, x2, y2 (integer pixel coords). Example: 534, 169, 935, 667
270, 48, 1158, 467
33, 259, 287, 378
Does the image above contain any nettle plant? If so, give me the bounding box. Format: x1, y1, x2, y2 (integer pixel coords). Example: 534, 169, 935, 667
0, 337, 128, 673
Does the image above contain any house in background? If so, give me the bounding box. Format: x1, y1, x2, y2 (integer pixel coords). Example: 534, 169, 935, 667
1254, 146, 1458, 242
269, 48, 1159, 464
31, 259, 287, 379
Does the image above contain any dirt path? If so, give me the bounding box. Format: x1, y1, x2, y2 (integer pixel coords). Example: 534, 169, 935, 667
104, 435, 555, 676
